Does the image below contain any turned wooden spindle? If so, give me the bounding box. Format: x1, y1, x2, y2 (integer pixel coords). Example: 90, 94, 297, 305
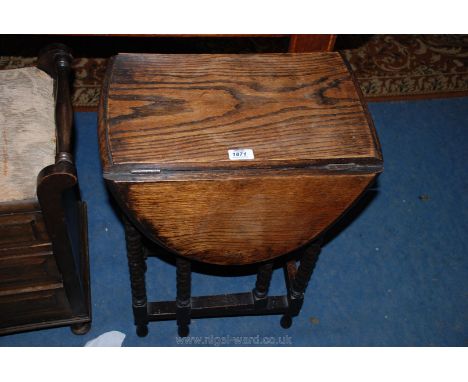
253, 262, 275, 299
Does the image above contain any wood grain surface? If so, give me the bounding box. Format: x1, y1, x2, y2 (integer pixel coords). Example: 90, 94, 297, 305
100, 53, 382, 172
111, 174, 374, 265
99, 52, 383, 265
288, 35, 336, 52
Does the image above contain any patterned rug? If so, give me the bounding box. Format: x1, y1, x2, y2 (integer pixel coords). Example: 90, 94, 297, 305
341, 34, 468, 101
1, 35, 467, 109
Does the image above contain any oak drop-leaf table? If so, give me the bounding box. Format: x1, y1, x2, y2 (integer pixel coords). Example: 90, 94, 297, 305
98, 53, 383, 337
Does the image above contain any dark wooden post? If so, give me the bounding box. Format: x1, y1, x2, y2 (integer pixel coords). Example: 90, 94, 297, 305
37, 43, 74, 162
253, 262, 274, 307
36, 44, 91, 334
176, 256, 192, 337
291, 243, 321, 297
281, 242, 321, 328
123, 215, 148, 337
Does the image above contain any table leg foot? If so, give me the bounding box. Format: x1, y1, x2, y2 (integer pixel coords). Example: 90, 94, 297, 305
177, 325, 190, 338
70, 322, 91, 335
136, 324, 148, 337
280, 314, 293, 329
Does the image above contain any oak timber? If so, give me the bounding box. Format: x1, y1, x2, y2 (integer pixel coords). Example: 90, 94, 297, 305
99, 53, 382, 265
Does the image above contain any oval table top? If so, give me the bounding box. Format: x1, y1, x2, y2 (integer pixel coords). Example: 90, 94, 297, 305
98, 53, 383, 265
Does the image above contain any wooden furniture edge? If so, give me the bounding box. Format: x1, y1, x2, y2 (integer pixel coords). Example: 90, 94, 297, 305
100, 52, 382, 178
340, 51, 383, 163
36, 44, 90, 321
98, 56, 115, 173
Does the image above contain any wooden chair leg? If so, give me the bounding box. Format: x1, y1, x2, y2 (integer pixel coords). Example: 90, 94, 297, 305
123, 215, 148, 337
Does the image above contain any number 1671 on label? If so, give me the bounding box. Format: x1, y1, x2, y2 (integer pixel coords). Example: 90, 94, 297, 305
228, 148, 255, 161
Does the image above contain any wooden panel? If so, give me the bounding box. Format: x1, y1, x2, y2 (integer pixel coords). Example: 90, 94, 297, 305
0, 210, 49, 248
289, 35, 336, 52
0, 242, 52, 260
0, 249, 61, 296
101, 53, 381, 171
113, 173, 375, 265
0, 288, 73, 331
0, 199, 40, 214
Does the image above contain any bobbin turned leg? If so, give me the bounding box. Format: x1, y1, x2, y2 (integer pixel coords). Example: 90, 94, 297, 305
176, 256, 192, 337
123, 216, 148, 337
253, 262, 274, 307
281, 242, 321, 329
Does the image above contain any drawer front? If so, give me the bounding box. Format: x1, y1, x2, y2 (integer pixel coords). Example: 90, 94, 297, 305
0, 211, 49, 248
0, 288, 73, 331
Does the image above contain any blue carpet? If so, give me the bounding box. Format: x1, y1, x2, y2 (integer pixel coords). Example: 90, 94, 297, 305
1, 97, 467, 346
